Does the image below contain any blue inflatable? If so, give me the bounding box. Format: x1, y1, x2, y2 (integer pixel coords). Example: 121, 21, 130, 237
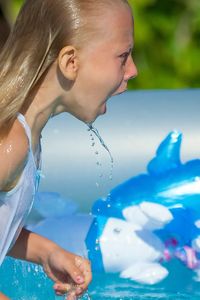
93, 130, 200, 216
28, 131, 200, 285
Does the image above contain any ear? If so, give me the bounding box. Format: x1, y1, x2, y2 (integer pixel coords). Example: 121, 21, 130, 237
58, 46, 79, 81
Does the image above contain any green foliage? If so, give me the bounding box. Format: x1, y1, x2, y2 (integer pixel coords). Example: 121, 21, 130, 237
11, 0, 200, 89
128, 0, 200, 89
9, 0, 24, 21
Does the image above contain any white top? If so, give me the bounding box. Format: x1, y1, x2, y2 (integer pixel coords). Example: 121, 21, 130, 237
0, 113, 41, 265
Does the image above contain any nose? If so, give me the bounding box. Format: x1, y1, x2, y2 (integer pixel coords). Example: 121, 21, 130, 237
124, 56, 138, 82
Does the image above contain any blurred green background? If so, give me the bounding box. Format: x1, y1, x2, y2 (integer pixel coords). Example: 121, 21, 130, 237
0, 0, 199, 89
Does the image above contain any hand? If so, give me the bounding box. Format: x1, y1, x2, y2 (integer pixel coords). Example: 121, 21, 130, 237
8, 230, 92, 299
42, 246, 92, 299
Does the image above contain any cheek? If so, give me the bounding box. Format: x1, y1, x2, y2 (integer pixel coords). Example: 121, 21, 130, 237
112, 62, 126, 85
102, 63, 125, 92
109, 72, 125, 95
78, 59, 125, 100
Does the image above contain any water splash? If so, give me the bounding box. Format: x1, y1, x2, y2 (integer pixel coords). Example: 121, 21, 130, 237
82, 290, 92, 300
87, 123, 113, 164
87, 123, 114, 185
54, 288, 92, 300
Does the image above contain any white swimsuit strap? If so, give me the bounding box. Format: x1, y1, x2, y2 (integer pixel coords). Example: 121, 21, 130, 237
17, 113, 32, 148
17, 113, 42, 171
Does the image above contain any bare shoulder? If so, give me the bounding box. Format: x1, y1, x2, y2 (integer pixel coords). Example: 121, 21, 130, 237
0, 119, 29, 191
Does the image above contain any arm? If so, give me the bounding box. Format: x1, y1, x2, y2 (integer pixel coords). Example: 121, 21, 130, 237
8, 228, 92, 298
8, 228, 56, 264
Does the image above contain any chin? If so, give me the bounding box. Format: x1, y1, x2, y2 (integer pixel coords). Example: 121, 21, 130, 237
78, 114, 97, 125
100, 103, 107, 114
74, 105, 107, 125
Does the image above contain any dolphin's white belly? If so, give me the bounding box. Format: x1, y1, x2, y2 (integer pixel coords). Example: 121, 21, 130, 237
100, 218, 164, 273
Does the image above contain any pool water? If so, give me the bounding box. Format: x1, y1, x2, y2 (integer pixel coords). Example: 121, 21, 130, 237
0, 257, 200, 299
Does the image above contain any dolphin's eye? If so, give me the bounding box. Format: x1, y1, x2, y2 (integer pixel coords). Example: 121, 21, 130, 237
113, 228, 121, 234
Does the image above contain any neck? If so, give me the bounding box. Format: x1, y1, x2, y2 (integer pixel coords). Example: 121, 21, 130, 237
23, 64, 64, 148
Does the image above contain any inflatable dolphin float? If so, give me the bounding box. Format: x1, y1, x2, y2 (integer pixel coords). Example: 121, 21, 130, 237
27, 131, 200, 285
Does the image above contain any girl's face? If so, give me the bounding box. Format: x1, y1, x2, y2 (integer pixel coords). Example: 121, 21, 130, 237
64, 3, 137, 123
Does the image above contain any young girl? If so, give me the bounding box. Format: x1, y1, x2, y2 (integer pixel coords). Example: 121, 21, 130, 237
0, 0, 137, 299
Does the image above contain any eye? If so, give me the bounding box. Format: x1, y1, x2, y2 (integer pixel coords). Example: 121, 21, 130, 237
119, 48, 133, 66
113, 228, 121, 234
120, 52, 129, 66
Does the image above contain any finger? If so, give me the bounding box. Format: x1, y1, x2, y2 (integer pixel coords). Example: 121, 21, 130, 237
64, 257, 85, 285
75, 257, 91, 279
74, 285, 84, 297
53, 283, 72, 294
66, 290, 77, 300
75, 259, 92, 292
54, 256, 92, 297
73, 276, 92, 296
75, 256, 84, 268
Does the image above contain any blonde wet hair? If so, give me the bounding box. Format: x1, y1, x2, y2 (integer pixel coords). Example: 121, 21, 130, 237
0, 0, 130, 137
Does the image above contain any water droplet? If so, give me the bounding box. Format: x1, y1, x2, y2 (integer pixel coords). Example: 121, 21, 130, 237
82, 290, 92, 300
6, 144, 12, 153
87, 123, 113, 161
34, 265, 39, 272
27, 265, 31, 273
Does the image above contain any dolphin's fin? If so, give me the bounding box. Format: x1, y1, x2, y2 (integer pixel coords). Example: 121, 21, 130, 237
147, 130, 182, 175
122, 202, 173, 229
120, 262, 168, 284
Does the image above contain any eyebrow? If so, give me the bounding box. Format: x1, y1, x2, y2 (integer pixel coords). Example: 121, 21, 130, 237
126, 44, 133, 52
117, 45, 133, 56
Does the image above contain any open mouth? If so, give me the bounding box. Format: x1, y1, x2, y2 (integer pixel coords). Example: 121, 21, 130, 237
113, 88, 127, 97
119, 88, 128, 95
